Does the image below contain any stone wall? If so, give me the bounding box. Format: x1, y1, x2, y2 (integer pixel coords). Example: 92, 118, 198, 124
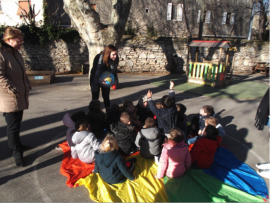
21, 39, 89, 73
20, 37, 269, 74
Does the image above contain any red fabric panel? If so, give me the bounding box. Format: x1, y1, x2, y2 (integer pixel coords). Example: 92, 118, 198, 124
59, 141, 95, 188
59, 141, 140, 187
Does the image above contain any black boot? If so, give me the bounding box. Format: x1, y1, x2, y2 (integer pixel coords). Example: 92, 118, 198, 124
13, 150, 25, 167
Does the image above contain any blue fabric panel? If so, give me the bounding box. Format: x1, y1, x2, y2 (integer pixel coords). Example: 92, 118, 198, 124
204, 147, 269, 199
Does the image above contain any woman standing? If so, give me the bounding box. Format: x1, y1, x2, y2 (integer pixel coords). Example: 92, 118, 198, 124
0, 27, 31, 167
90, 45, 119, 113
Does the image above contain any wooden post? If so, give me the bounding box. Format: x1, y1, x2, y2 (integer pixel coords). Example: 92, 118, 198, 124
187, 46, 190, 77
195, 47, 199, 62
225, 48, 229, 69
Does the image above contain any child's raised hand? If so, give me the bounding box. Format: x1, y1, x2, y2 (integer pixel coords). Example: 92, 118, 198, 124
170, 81, 174, 90
147, 90, 152, 98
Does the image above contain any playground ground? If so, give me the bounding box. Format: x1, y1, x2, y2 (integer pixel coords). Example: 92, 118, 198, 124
0, 72, 269, 202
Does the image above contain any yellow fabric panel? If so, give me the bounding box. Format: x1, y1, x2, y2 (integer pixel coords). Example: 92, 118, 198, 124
76, 154, 169, 202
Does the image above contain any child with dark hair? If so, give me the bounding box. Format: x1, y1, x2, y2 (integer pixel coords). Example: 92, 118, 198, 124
110, 112, 138, 155
187, 116, 225, 146
175, 103, 187, 134
71, 119, 100, 163
136, 95, 154, 126
189, 105, 215, 136
155, 127, 191, 179
123, 99, 141, 128
94, 134, 137, 184
135, 117, 162, 160
146, 81, 177, 135
59, 111, 86, 150
106, 103, 121, 132
190, 125, 219, 169
85, 100, 106, 140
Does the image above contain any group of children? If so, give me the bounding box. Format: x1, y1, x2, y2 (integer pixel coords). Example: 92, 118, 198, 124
59, 81, 225, 184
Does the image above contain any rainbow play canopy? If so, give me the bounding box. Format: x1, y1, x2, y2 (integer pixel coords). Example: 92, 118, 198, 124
71, 148, 268, 202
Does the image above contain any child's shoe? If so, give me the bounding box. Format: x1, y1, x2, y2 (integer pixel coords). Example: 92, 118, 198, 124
256, 162, 270, 169
257, 169, 270, 179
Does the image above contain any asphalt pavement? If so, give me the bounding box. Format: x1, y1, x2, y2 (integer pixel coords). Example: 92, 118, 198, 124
0, 73, 269, 202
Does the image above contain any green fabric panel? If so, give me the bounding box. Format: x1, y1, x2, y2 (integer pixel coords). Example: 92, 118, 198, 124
163, 168, 265, 202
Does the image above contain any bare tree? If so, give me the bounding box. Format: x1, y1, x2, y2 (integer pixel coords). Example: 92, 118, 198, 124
62, 0, 132, 73
16, 0, 40, 26
257, 0, 269, 40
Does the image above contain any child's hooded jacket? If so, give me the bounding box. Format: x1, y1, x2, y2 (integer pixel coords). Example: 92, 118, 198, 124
156, 140, 191, 179
190, 137, 218, 168
111, 121, 137, 155
94, 149, 135, 184
71, 131, 100, 164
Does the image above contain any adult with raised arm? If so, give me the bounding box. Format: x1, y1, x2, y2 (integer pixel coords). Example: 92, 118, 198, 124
0, 27, 32, 167
90, 45, 119, 114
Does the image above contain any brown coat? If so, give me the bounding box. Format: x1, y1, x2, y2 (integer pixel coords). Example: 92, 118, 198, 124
0, 41, 31, 113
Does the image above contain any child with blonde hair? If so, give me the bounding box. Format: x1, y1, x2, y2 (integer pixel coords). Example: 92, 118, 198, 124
94, 134, 137, 184
71, 119, 100, 164
155, 127, 191, 179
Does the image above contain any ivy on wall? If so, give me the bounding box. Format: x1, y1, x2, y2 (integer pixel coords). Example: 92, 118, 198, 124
0, 24, 80, 45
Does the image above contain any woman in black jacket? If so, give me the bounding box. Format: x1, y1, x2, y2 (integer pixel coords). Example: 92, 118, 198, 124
90, 45, 119, 112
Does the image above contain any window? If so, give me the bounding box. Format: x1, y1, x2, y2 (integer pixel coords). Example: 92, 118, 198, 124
222, 12, 235, 25
197, 10, 201, 23
167, 3, 183, 21
205, 11, 211, 24
145, 8, 149, 14
230, 13, 235, 25
17, 1, 31, 18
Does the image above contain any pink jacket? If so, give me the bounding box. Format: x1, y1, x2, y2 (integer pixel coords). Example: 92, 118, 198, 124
156, 140, 191, 179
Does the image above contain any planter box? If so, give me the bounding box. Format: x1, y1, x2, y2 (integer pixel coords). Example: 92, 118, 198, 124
26, 71, 55, 85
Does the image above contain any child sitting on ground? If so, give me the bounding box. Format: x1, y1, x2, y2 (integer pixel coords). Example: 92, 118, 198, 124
190, 125, 219, 169
71, 119, 100, 164
176, 103, 187, 134
94, 134, 137, 184
146, 81, 177, 136
203, 117, 225, 147
58, 111, 86, 150
187, 116, 225, 146
85, 100, 106, 140
106, 103, 121, 133
189, 105, 215, 136
123, 99, 141, 129
136, 95, 154, 126
135, 117, 162, 160
155, 127, 191, 179
110, 112, 138, 155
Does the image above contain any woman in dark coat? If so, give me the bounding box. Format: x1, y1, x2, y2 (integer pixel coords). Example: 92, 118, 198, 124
0, 27, 32, 167
255, 87, 270, 179
90, 45, 119, 113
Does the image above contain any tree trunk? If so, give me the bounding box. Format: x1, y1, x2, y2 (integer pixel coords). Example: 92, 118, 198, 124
63, 0, 132, 73
258, 1, 265, 40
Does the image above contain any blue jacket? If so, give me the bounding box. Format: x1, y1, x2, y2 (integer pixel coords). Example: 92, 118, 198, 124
94, 149, 135, 184
147, 90, 177, 134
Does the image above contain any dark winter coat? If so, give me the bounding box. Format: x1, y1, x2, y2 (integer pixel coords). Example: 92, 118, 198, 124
86, 111, 106, 140
110, 121, 137, 155
135, 127, 162, 159
147, 90, 177, 134
106, 112, 121, 132
255, 87, 269, 130
94, 149, 135, 184
90, 53, 118, 86
190, 137, 218, 169
136, 96, 154, 125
